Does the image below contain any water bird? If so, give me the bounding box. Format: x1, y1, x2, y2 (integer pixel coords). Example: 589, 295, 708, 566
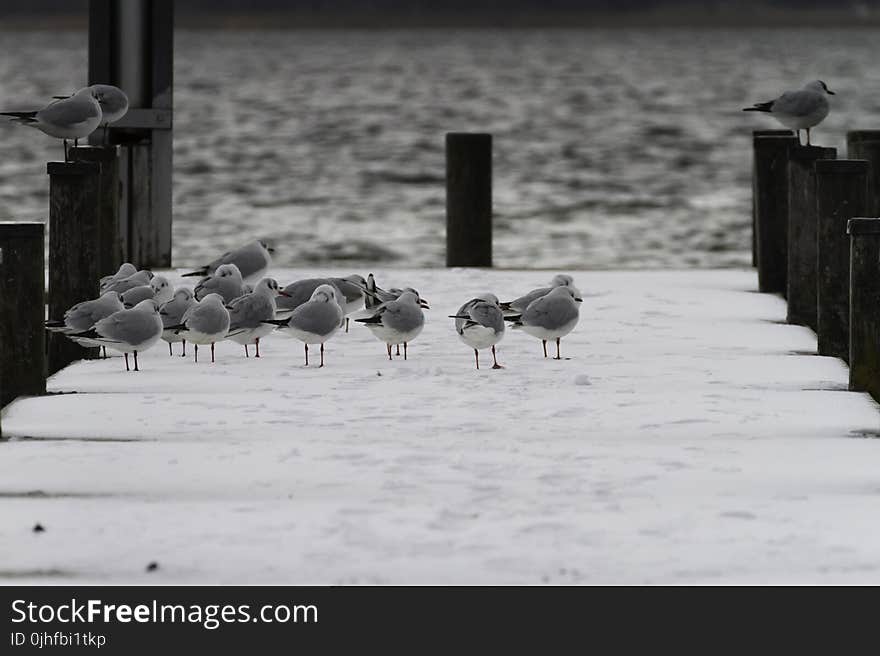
226, 278, 290, 358
275, 275, 365, 331
45, 290, 124, 358
450, 294, 505, 370
504, 287, 582, 359
169, 293, 231, 364
743, 80, 834, 145
500, 274, 581, 316
159, 288, 195, 356
265, 284, 344, 367
101, 269, 154, 295
100, 262, 137, 291
355, 291, 428, 361
0, 87, 103, 161
121, 275, 173, 308
194, 263, 246, 303
72, 299, 164, 371
182, 240, 274, 283
55, 84, 129, 145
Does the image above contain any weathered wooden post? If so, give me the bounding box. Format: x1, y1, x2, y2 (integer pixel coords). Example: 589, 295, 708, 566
446, 132, 492, 267
89, 0, 173, 268
47, 162, 102, 373
815, 159, 871, 362
848, 218, 880, 399
752, 130, 795, 267
71, 145, 122, 278
754, 133, 798, 294
847, 131, 880, 216
0, 223, 46, 419
786, 145, 837, 330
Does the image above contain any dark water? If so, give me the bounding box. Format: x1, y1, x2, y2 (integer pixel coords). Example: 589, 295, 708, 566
1, 28, 879, 269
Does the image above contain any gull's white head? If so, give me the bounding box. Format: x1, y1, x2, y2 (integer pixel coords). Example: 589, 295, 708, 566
806, 80, 835, 96
478, 293, 500, 306
256, 239, 275, 254
150, 275, 170, 294
551, 274, 575, 287
172, 288, 194, 302
547, 286, 583, 303
310, 284, 337, 303
201, 293, 225, 305
215, 263, 243, 280
255, 278, 288, 297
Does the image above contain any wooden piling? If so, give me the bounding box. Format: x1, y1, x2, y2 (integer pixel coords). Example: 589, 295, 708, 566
848, 218, 880, 398
71, 145, 122, 278
47, 161, 102, 374
847, 131, 880, 216
752, 130, 795, 267
754, 133, 798, 294
815, 159, 871, 363
786, 145, 837, 330
0, 222, 46, 418
446, 132, 492, 267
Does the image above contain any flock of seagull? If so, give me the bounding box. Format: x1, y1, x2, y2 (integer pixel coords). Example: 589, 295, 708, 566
45, 239, 584, 372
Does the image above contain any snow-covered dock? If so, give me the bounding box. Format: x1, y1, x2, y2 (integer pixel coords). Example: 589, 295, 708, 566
1, 268, 879, 584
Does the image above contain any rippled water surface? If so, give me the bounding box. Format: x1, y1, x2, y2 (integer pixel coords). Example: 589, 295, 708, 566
2, 28, 880, 269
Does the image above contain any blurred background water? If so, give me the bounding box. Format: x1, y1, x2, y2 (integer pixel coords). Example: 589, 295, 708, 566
1, 28, 879, 270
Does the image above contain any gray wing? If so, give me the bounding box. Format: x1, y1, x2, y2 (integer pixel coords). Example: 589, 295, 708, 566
511, 286, 551, 312
276, 279, 324, 312
228, 294, 273, 331
330, 278, 365, 304
160, 298, 191, 327
288, 301, 341, 335
384, 301, 423, 332
95, 310, 158, 345
121, 286, 153, 307
37, 96, 100, 127
454, 299, 477, 334
468, 301, 504, 332
773, 90, 823, 117
522, 295, 578, 330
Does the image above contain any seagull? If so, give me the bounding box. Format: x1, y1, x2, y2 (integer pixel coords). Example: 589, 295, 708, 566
182, 240, 274, 283
1, 87, 103, 162
500, 274, 581, 316
168, 293, 231, 364
193, 263, 246, 303
504, 286, 582, 359
45, 290, 124, 358
355, 290, 428, 361
100, 262, 137, 291
265, 284, 343, 367
121, 275, 172, 308
54, 84, 129, 145
71, 299, 163, 371
275, 275, 364, 331
743, 80, 834, 145
226, 278, 290, 358
101, 269, 154, 295
449, 293, 505, 370
159, 288, 195, 356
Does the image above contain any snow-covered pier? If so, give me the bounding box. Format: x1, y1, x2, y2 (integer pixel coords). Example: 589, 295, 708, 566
1, 267, 879, 584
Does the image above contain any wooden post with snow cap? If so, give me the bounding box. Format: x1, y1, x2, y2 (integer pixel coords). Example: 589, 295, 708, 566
786, 144, 836, 330
752, 129, 796, 267
70, 145, 123, 279
815, 159, 871, 363
754, 133, 798, 294
847, 131, 880, 216
0, 223, 46, 421
47, 161, 102, 374
848, 218, 880, 399
446, 132, 492, 267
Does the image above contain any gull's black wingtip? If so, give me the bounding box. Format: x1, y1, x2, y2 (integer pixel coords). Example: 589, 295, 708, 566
181, 269, 208, 278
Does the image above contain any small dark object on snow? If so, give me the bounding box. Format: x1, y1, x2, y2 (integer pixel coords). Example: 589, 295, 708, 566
33, 523, 45, 533
146, 561, 159, 572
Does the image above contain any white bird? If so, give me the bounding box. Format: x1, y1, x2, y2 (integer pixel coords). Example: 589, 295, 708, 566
743, 80, 835, 145
100, 262, 137, 291
45, 290, 124, 358
450, 293, 505, 370
226, 278, 290, 358
194, 263, 246, 303
355, 290, 428, 361
72, 299, 163, 371
267, 284, 343, 367
504, 286, 582, 360
55, 84, 129, 145
172, 293, 231, 363
500, 274, 581, 316
101, 269, 153, 295
1, 87, 103, 161
275, 276, 361, 330
182, 240, 274, 283
121, 275, 172, 308
159, 288, 195, 357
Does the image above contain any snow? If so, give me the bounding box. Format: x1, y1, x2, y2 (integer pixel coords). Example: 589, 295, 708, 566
1, 268, 879, 584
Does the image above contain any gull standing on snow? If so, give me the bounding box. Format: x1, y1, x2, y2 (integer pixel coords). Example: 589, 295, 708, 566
226, 278, 290, 358
275, 275, 365, 331
159, 288, 195, 356
0, 87, 103, 161
450, 294, 505, 370
171, 293, 231, 364
182, 240, 274, 283
72, 299, 163, 371
121, 275, 173, 308
504, 287, 582, 360
100, 262, 137, 291
743, 80, 834, 145
194, 263, 246, 303
45, 290, 124, 358
355, 291, 428, 361
500, 274, 581, 316
267, 284, 344, 367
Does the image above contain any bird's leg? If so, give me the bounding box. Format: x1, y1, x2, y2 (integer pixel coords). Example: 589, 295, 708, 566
63, 139, 68, 163
134, 350, 139, 371
492, 345, 503, 369
102, 346, 107, 359
345, 317, 349, 333
304, 343, 309, 366
555, 337, 562, 360
211, 342, 215, 363
475, 349, 479, 370
245, 344, 249, 358
396, 344, 401, 356
255, 338, 261, 358
194, 344, 198, 363
320, 343, 325, 368
181, 340, 186, 357
404, 342, 408, 361
542, 340, 548, 358
168, 342, 172, 356
124, 352, 130, 372
386, 343, 392, 360
806, 127, 811, 146
103, 125, 109, 146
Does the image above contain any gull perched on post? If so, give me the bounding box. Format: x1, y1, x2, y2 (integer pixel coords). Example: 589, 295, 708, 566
1, 87, 103, 162
743, 80, 835, 146
54, 84, 129, 145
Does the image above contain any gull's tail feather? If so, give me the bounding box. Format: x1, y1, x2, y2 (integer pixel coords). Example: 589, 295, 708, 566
354, 315, 382, 325
181, 268, 208, 278
499, 301, 513, 311
743, 101, 774, 113
261, 319, 288, 327
44, 320, 66, 329
70, 328, 100, 339
503, 314, 524, 328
